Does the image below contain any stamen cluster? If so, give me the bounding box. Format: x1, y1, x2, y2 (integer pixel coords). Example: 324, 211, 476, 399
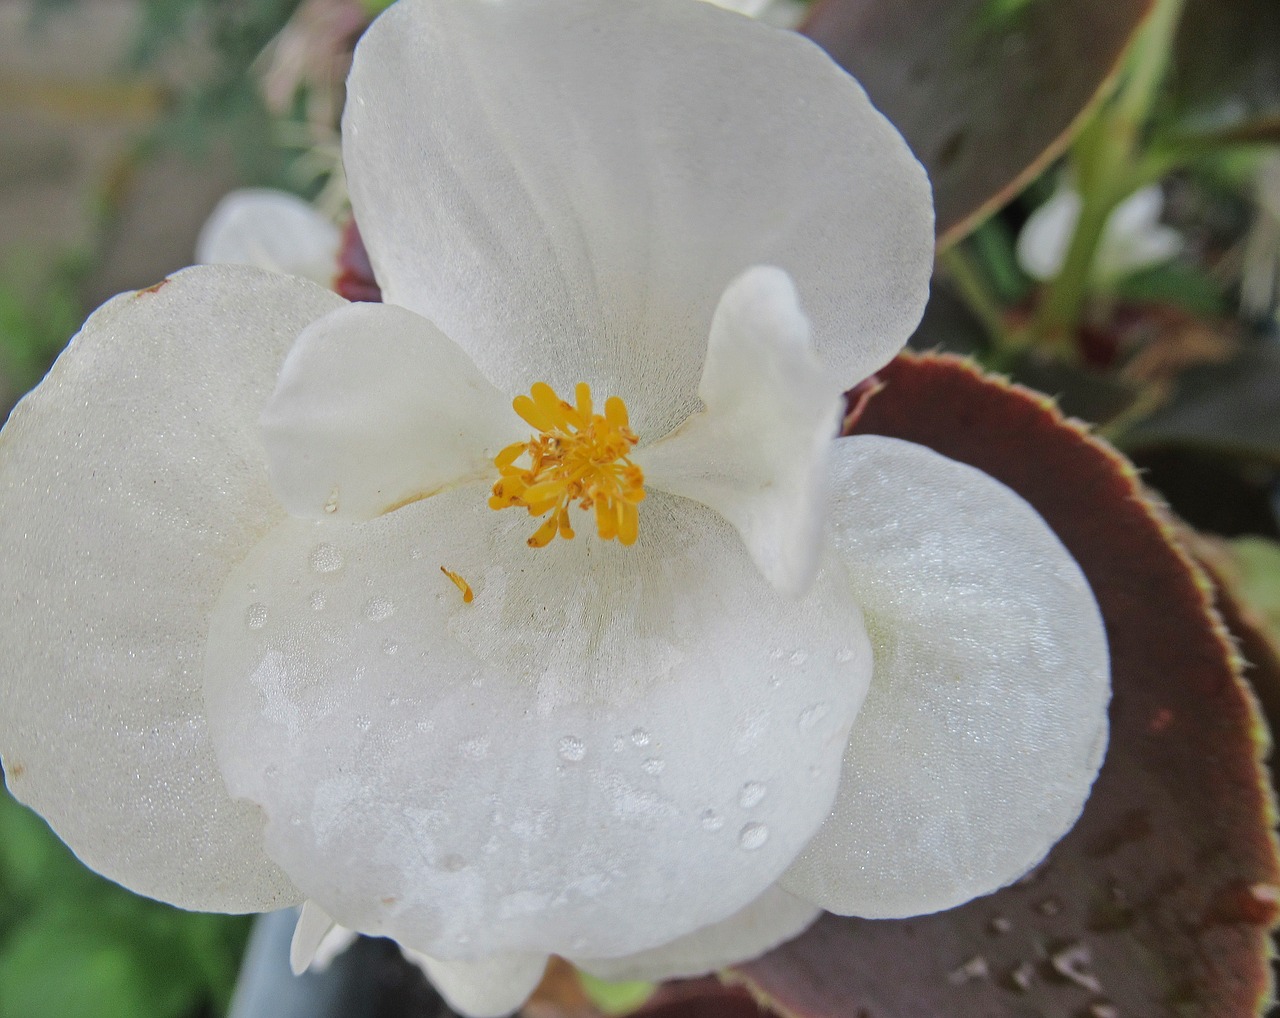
490, 382, 645, 547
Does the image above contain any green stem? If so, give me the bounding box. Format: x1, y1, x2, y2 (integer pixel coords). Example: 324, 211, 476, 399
939, 246, 1012, 351
1028, 0, 1187, 349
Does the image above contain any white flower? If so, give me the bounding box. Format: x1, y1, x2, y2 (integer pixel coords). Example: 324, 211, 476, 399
196, 188, 341, 286
0, 1, 1109, 1016
1017, 182, 1184, 284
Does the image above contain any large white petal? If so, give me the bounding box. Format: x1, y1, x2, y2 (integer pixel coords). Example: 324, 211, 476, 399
203, 487, 872, 959
402, 951, 549, 1018
637, 267, 842, 597
261, 301, 524, 521
0, 265, 346, 911
344, 0, 933, 440
573, 883, 818, 983
782, 437, 1109, 918
196, 188, 341, 286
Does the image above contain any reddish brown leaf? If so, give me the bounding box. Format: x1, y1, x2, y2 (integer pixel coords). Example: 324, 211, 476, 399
733, 352, 1280, 1017
335, 218, 382, 303
801, 0, 1154, 248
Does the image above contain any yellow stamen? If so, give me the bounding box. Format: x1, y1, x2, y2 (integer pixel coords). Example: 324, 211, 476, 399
491, 382, 645, 547
440, 566, 474, 603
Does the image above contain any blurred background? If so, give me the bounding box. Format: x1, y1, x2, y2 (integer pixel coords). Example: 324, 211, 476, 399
0, 0, 1278, 1015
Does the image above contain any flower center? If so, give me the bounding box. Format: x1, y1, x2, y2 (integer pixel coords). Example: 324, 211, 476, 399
489, 382, 645, 548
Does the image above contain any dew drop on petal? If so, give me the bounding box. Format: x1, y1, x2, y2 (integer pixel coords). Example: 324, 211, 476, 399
364, 596, 395, 621
309, 590, 326, 611
836, 647, 856, 663
738, 822, 769, 850
699, 809, 724, 832
641, 757, 665, 776
245, 603, 268, 630
460, 737, 490, 760
788, 649, 807, 665
557, 736, 586, 762
323, 490, 339, 514
630, 727, 650, 747
798, 702, 830, 731
739, 781, 767, 809
381, 639, 399, 656
310, 543, 343, 573
410, 547, 424, 561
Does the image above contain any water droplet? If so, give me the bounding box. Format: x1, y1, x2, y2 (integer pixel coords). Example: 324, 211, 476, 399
768, 673, 782, 688
738, 822, 768, 850
460, 737, 490, 760
769, 647, 785, 661
440, 854, 467, 872
630, 727, 650, 747
788, 649, 807, 665
557, 736, 586, 762
1049, 942, 1101, 992
310, 543, 343, 573
416, 719, 434, 733
798, 702, 829, 730
947, 955, 989, 985
1036, 896, 1062, 916
323, 490, 339, 514
570, 936, 588, 953
1007, 961, 1035, 992
739, 781, 766, 808
989, 916, 1012, 935
355, 715, 371, 732
410, 547, 424, 561
835, 647, 856, 663
364, 596, 395, 621
382, 639, 399, 656
245, 603, 268, 630
264, 764, 279, 779
310, 590, 326, 611
641, 757, 665, 776
699, 808, 724, 832
612, 738, 625, 753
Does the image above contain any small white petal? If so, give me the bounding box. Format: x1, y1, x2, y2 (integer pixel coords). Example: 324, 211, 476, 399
1017, 184, 1182, 284
197, 188, 341, 286
290, 899, 339, 975
0, 265, 344, 911
638, 267, 843, 596
401, 951, 549, 1018
345, 0, 932, 439
782, 437, 1109, 918
1094, 186, 1182, 280
1016, 188, 1081, 282
260, 301, 523, 521
574, 883, 819, 982
203, 488, 871, 959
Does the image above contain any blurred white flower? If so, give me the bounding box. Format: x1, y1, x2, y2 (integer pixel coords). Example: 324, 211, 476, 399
0, 1, 1108, 1016
197, 188, 341, 287
1017, 182, 1183, 284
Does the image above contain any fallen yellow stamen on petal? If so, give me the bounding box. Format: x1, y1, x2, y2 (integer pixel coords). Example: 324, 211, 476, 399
440, 566, 474, 603
491, 382, 645, 547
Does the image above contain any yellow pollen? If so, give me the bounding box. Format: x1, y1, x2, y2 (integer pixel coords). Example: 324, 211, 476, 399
440, 566, 474, 603
489, 381, 645, 547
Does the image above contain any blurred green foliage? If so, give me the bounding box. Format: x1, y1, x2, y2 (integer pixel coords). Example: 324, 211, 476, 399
0, 778, 252, 1018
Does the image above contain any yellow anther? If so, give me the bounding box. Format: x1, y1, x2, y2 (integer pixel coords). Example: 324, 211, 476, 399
440, 566, 474, 603
491, 382, 645, 547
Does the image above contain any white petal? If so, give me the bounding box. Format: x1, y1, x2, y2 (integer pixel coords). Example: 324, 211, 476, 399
344, 0, 932, 440
290, 899, 339, 975
782, 437, 1109, 918
260, 301, 523, 521
0, 265, 345, 911
197, 188, 341, 287
1016, 188, 1081, 282
573, 883, 818, 983
637, 267, 843, 596
401, 951, 549, 1018
1095, 186, 1182, 280
203, 487, 872, 959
